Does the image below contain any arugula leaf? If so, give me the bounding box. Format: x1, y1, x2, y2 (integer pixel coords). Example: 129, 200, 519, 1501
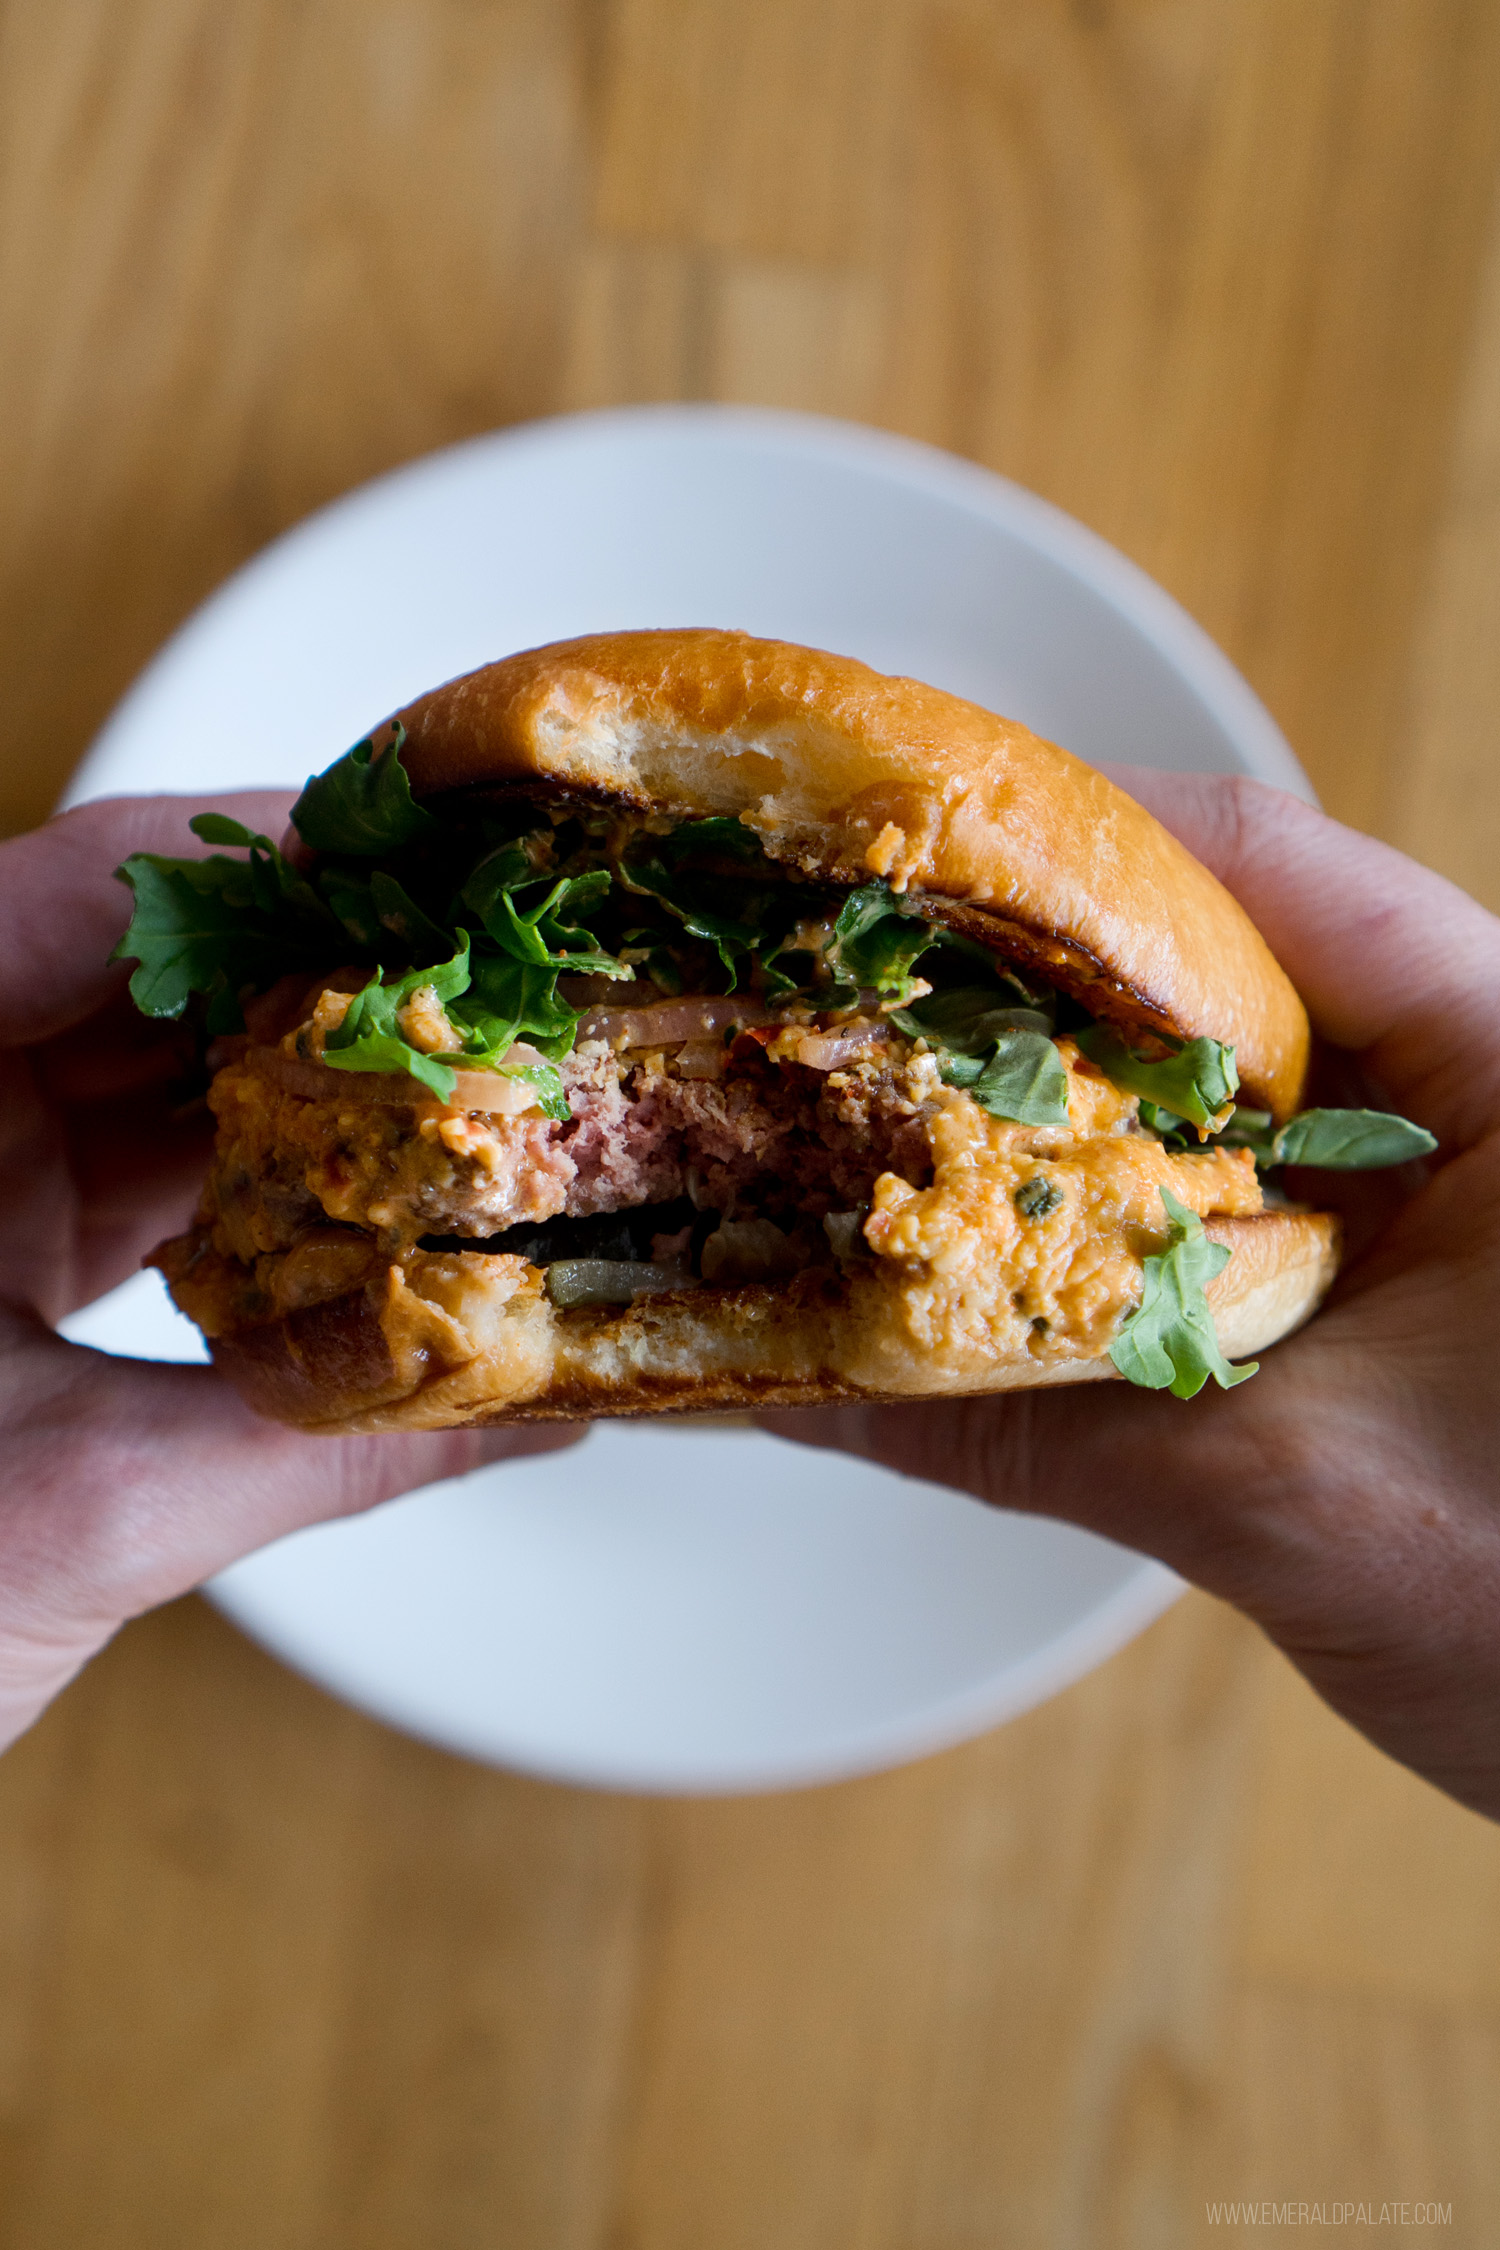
1110, 1187, 1258, 1400
185, 813, 340, 929
1136, 1099, 1191, 1151
617, 929, 688, 996
825, 883, 938, 999
1271, 1108, 1437, 1169
112, 857, 274, 1024
622, 855, 767, 987
368, 870, 451, 956
450, 951, 582, 1063
319, 940, 574, 1114
657, 817, 766, 866
483, 871, 627, 978
317, 871, 384, 951
185, 813, 260, 846
1077, 1026, 1239, 1130
322, 938, 476, 1099
111, 845, 337, 1031
295, 785, 631, 1090
642, 947, 685, 995
291, 721, 437, 855
459, 839, 549, 923
495, 1061, 571, 1123
1212, 1104, 1276, 1160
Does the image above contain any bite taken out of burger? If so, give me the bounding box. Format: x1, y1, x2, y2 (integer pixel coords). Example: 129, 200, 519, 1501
112, 630, 1435, 1433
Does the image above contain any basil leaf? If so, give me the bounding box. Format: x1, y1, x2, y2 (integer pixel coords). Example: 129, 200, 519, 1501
291, 721, 437, 855
1217, 1104, 1437, 1170
1110, 1187, 1258, 1400
894, 986, 1054, 1053
1077, 1027, 1239, 1129
1272, 1108, 1437, 1169
826, 883, 937, 998
891, 986, 1069, 1125
964, 1030, 1071, 1126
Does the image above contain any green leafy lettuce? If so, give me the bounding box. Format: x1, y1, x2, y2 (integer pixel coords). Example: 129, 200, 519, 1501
1110, 1187, 1258, 1400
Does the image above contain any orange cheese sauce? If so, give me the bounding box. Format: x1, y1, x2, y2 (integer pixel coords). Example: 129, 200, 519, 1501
863, 1040, 1263, 1367
205, 1063, 567, 1261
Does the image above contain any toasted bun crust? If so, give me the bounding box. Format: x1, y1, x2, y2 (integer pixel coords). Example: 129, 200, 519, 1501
157, 1209, 1339, 1435
393, 630, 1310, 1117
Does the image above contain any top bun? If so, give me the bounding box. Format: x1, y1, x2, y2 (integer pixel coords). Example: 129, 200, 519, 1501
393, 629, 1309, 1117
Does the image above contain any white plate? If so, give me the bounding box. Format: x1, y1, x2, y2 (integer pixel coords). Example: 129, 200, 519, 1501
61, 406, 1310, 1793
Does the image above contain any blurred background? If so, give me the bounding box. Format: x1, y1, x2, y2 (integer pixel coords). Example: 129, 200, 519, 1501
3, 2, 1500, 2243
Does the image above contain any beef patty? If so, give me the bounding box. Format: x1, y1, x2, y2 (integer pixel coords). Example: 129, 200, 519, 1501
203, 1031, 943, 1265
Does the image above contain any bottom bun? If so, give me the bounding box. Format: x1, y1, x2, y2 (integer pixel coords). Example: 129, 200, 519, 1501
153, 1208, 1340, 1435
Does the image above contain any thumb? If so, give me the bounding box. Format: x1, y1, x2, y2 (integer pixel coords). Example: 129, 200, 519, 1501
1103, 771, 1500, 1152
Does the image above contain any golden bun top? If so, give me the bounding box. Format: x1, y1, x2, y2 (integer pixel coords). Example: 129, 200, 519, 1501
393, 629, 1309, 1116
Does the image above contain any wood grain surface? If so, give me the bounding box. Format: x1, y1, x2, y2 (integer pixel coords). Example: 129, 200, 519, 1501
2, 3, 1499, 2243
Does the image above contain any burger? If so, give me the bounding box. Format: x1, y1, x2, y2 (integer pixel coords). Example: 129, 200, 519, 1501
114, 629, 1433, 1432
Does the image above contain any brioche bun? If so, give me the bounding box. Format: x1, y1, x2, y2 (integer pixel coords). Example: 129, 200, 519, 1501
154, 631, 1339, 1431
395, 629, 1310, 1118
158, 1205, 1339, 1435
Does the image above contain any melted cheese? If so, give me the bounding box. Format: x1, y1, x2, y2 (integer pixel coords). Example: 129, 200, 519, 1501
863, 1041, 1263, 1367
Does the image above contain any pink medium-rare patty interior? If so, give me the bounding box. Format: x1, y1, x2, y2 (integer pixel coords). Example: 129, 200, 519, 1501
204, 1032, 942, 1262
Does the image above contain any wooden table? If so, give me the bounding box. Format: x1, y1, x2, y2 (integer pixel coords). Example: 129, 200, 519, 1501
3, 4, 1499, 2241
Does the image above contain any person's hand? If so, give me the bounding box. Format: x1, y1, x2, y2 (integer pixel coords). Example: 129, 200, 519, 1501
762, 775, 1500, 1821
0, 795, 572, 1750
